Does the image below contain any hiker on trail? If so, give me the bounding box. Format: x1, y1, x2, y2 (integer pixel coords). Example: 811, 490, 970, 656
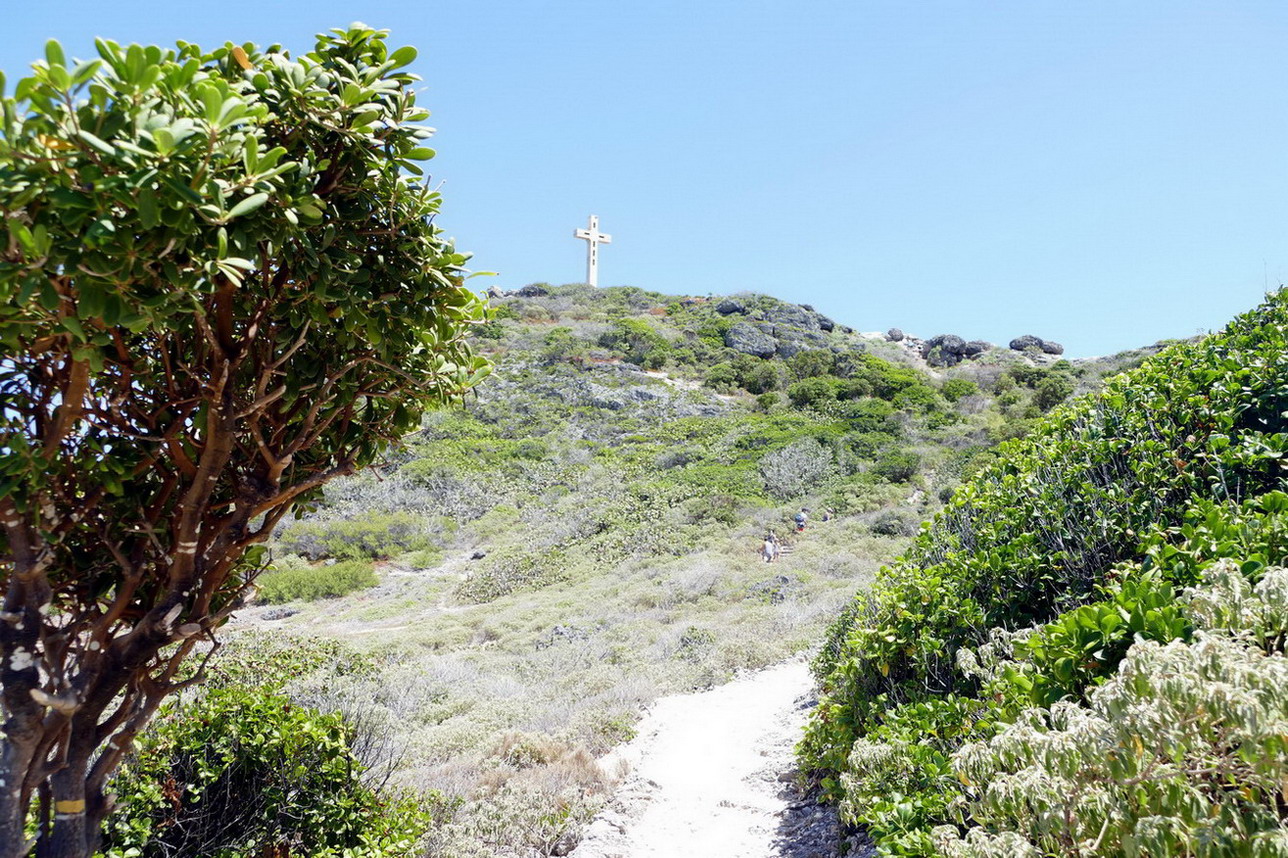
822, 508, 835, 522
794, 508, 808, 532
762, 532, 780, 563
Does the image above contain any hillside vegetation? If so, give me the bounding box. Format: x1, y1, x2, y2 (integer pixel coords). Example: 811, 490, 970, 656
100, 284, 1161, 857
802, 289, 1288, 856
90, 285, 1111, 857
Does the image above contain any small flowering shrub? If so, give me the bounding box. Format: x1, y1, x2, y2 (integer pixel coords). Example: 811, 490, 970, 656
941, 632, 1288, 856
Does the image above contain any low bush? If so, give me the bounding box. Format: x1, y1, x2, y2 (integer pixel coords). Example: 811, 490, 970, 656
257, 558, 378, 603
277, 510, 432, 560
103, 687, 430, 858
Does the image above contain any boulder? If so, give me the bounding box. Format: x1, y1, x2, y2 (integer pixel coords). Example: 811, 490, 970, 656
920, 334, 968, 367
724, 321, 778, 357
775, 331, 831, 358
715, 298, 746, 316
815, 314, 836, 332
1009, 334, 1044, 351
886, 327, 905, 342
964, 340, 992, 357
1040, 340, 1064, 355
515, 284, 549, 297
485, 285, 505, 299
761, 304, 820, 331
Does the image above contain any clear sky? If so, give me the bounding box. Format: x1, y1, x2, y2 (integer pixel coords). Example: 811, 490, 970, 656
4, 1, 1286, 357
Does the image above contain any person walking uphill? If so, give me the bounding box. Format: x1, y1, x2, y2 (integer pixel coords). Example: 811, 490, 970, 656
794, 508, 808, 532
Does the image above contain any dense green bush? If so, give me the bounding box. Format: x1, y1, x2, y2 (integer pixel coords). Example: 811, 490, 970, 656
257, 558, 378, 603
939, 378, 979, 403
804, 291, 1288, 854
872, 450, 921, 483
278, 510, 432, 560
788, 377, 840, 407
103, 688, 429, 858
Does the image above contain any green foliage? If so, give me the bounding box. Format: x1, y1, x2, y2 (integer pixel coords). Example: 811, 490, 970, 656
102, 687, 430, 858
873, 450, 921, 483
0, 26, 491, 849
256, 558, 378, 603
787, 376, 840, 408
788, 349, 836, 380
892, 383, 943, 413
939, 378, 979, 403
278, 510, 432, 560
599, 317, 667, 366
804, 291, 1288, 853
1033, 373, 1074, 411
942, 630, 1288, 858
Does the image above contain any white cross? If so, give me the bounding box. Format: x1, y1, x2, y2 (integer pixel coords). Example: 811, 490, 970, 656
573, 214, 612, 287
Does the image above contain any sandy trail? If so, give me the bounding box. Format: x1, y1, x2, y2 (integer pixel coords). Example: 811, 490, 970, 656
570, 659, 852, 858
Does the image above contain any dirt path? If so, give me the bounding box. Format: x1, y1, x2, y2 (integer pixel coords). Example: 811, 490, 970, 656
570, 659, 862, 858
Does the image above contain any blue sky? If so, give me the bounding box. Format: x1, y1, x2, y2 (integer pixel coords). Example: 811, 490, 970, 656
4, 1, 1286, 356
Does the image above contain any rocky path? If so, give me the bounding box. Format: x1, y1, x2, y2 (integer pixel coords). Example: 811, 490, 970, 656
570, 659, 866, 858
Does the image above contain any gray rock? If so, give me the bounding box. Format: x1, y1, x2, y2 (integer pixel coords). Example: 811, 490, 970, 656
1040, 340, 1064, 355
840, 325, 854, 334
515, 283, 549, 297
716, 298, 746, 316
920, 334, 968, 367
485, 285, 505, 299
815, 314, 835, 332
776, 331, 831, 358
725, 321, 778, 357
886, 327, 905, 342
762, 304, 820, 331
964, 340, 992, 357
1009, 334, 1044, 351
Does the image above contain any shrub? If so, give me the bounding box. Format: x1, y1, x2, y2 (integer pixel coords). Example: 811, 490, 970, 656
787, 377, 839, 408
1033, 373, 1074, 411
789, 349, 836, 380
940, 378, 979, 403
102, 688, 429, 858
704, 362, 738, 392
739, 359, 786, 394
759, 438, 836, 500
891, 383, 943, 413
872, 450, 920, 483
277, 511, 432, 560
803, 290, 1288, 852
257, 559, 378, 603
942, 632, 1288, 857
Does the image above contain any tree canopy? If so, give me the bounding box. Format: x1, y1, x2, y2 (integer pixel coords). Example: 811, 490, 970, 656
0, 25, 488, 856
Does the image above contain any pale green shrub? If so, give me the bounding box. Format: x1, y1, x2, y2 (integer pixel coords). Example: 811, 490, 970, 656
944, 633, 1288, 857
759, 437, 836, 499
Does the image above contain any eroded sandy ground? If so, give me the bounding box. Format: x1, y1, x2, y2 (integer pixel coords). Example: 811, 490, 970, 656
570, 659, 868, 858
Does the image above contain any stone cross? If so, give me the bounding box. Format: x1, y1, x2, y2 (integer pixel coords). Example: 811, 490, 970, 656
573, 214, 612, 287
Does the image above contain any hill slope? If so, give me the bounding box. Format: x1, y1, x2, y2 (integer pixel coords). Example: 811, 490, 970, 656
110, 283, 1164, 857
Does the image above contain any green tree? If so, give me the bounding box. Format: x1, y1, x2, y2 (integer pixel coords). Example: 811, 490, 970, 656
0, 27, 488, 857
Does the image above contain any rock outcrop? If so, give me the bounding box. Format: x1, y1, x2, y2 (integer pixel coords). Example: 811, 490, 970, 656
920, 334, 968, 367
725, 321, 779, 357
1008, 334, 1044, 351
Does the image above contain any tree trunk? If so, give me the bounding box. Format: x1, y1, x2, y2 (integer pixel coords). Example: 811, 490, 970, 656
39, 766, 88, 858
0, 738, 36, 858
